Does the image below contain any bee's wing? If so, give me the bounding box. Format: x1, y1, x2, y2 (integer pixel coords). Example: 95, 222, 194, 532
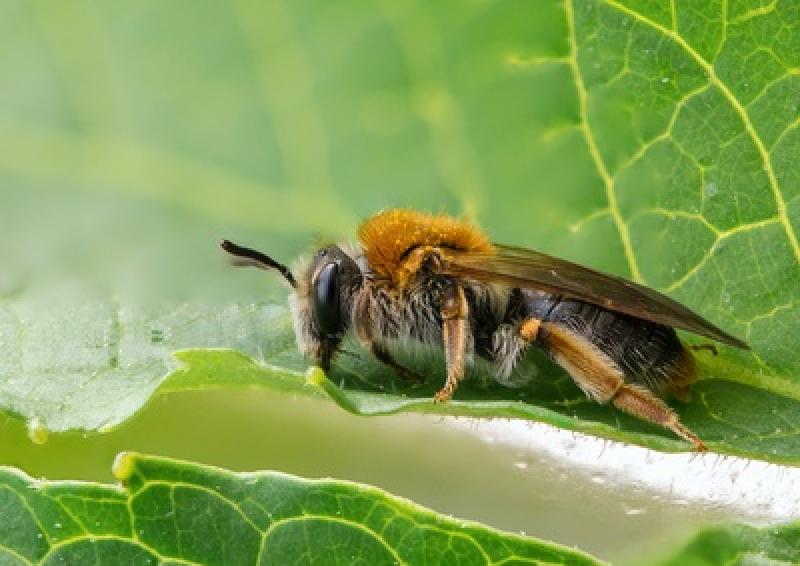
443, 244, 749, 349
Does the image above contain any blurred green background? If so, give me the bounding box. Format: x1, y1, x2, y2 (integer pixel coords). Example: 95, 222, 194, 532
1, 0, 798, 562
0, 1, 623, 308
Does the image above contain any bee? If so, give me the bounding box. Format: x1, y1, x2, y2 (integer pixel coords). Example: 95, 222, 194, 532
221, 209, 749, 450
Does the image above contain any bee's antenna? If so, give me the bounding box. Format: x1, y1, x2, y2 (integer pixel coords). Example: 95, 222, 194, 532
220, 239, 297, 288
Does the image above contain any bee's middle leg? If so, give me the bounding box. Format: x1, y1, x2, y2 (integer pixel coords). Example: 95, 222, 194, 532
435, 284, 470, 403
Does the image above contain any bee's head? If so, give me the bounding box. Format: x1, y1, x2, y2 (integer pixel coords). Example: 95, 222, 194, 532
220, 240, 361, 370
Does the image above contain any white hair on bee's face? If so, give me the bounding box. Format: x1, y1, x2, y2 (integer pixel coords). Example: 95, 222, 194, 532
288, 253, 316, 359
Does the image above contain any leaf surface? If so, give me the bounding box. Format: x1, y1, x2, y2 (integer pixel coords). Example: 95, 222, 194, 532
657, 522, 800, 566
0, 0, 797, 461
0, 453, 602, 566
163, 344, 800, 464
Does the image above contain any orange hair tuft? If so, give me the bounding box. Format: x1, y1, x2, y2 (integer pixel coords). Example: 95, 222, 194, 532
358, 209, 493, 281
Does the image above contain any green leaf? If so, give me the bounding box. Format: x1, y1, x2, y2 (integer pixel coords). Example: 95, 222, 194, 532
0, 453, 602, 565
657, 522, 800, 566
0, 0, 798, 461
163, 344, 800, 464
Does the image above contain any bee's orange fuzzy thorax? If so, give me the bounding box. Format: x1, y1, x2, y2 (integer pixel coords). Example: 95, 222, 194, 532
358, 209, 494, 282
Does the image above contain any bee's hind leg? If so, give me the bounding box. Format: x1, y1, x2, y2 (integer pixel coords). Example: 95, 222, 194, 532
542, 322, 706, 451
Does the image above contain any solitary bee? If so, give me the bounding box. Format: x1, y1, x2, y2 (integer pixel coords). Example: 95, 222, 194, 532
221, 209, 748, 450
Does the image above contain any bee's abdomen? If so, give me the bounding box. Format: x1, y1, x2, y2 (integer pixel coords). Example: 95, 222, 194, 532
522, 292, 695, 393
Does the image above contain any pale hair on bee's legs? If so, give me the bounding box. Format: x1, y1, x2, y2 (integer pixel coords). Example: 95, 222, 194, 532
491, 316, 542, 386
491, 319, 538, 387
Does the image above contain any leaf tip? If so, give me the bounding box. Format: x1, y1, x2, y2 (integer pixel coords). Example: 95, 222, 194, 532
26, 417, 49, 445
112, 452, 137, 482
305, 366, 327, 387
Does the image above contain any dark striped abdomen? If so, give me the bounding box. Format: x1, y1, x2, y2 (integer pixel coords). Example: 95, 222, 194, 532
517, 290, 695, 393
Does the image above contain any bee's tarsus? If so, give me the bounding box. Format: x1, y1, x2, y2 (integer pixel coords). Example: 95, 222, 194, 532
433, 388, 454, 403
690, 343, 718, 356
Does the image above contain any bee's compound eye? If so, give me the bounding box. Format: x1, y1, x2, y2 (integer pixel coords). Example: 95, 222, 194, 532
313, 262, 340, 337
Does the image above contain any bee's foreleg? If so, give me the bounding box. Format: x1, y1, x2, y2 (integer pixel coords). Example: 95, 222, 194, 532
370, 342, 425, 383
435, 284, 470, 403
542, 322, 706, 451
352, 294, 425, 383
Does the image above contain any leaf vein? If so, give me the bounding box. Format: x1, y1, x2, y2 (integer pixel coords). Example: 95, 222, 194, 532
565, 0, 642, 281
613, 83, 711, 178
664, 217, 780, 292
263, 515, 407, 565
601, 0, 800, 263
139, 480, 263, 535
0, 544, 33, 565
